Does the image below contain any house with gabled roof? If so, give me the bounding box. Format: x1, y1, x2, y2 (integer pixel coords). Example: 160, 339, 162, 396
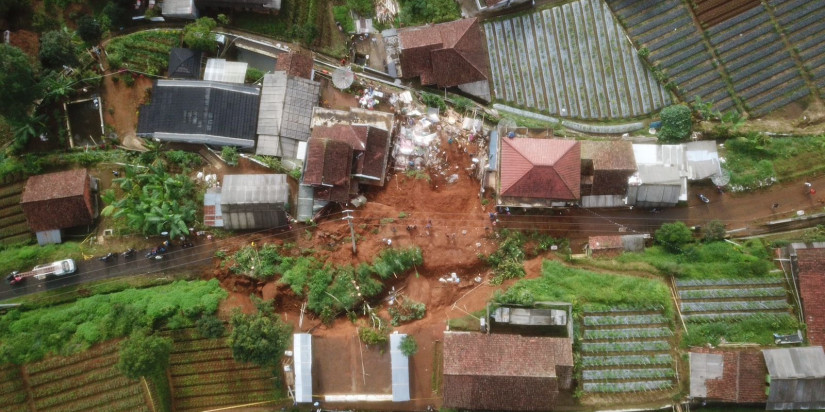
256, 72, 321, 160
498, 137, 581, 207
580, 140, 636, 208
763, 346, 825, 410
167, 48, 202, 79
274, 51, 314, 80
689, 348, 768, 405
443, 332, 573, 411
398, 18, 491, 101
204, 174, 290, 230
20, 169, 96, 245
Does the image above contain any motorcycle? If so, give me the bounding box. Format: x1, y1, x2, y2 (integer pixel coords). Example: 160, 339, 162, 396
181, 241, 194, 249
697, 194, 710, 204
6, 271, 24, 286
99, 252, 116, 262
146, 245, 168, 259
122, 248, 136, 258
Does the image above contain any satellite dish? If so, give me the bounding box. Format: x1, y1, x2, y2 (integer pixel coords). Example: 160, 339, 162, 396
711, 169, 731, 187
332, 67, 354, 89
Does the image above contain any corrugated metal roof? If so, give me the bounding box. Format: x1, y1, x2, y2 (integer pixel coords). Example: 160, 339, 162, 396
689, 352, 724, 398
296, 184, 315, 222
293, 334, 313, 403
203, 189, 223, 227
390, 333, 410, 402
256, 72, 320, 158
203, 58, 248, 84
685, 140, 722, 180
161, 0, 197, 18
763, 346, 825, 379
221, 174, 288, 205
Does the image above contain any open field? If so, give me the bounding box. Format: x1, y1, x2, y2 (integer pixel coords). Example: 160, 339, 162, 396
485, 0, 670, 120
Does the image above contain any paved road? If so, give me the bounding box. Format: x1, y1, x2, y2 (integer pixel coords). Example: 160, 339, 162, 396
0, 241, 218, 302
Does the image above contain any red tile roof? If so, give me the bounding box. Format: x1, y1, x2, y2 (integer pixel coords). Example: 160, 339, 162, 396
691, 348, 768, 403
500, 138, 581, 200
20, 169, 94, 232
443, 332, 573, 411
303, 138, 354, 203
307, 124, 390, 191
275, 51, 314, 80
399, 18, 489, 88
798, 248, 825, 345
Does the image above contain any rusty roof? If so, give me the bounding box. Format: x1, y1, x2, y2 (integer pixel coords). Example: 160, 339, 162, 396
398, 18, 489, 88
581, 140, 637, 171
500, 138, 581, 200
588, 235, 624, 250
303, 138, 353, 203
20, 169, 93, 232
798, 248, 825, 346
690, 348, 768, 404
275, 51, 314, 80
21, 169, 88, 203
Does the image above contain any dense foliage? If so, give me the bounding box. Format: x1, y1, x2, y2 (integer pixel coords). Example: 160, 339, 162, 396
182, 17, 218, 52
0, 45, 40, 122
76, 15, 102, 45
654, 222, 693, 252
221, 146, 239, 166
617, 240, 773, 280
101, 163, 200, 239
399, 0, 461, 25
658, 104, 692, 143
724, 134, 825, 191
485, 231, 526, 285
389, 299, 426, 326
106, 30, 182, 75
117, 331, 173, 379
38, 29, 79, 70
227, 308, 292, 368
399, 335, 418, 357
0, 280, 226, 364
196, 315, 226, 339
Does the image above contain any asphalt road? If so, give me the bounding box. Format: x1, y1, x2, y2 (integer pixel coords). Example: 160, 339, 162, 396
0, 241, 218, 302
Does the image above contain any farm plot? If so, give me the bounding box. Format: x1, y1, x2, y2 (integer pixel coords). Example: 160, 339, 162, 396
0, 181, 32, 246
580, 307, 676, 394
606, 0, 735, 112
769, 0, 825, 98
22, 340, 151, 412
167, 328, 278, 412
706, 3, 809, 116
484, 0, 670, 120
692, 0, 761, 28
105, 30, 182, 76
0, 364, 28, 411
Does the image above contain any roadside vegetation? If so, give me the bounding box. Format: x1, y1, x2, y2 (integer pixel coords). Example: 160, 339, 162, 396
723, 133, 825, 191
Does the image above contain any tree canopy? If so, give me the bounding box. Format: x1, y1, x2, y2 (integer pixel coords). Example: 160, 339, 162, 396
399, 0, 461, 26
658, 104, 693, 143
655, 222, 693, 252
182, 17, 218, 52
227, 308, 292, 368
117, 331, 173, 379
0, 45, 39, 122
39, 29, 79, 70
347, 0, 374, 17
77, 15, 103, 45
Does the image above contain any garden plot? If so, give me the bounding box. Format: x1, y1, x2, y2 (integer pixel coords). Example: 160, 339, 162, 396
22, 340, 152, 412
485, 0, 670, 120
0, 364, 28, 410
580, 307, 676, 394
706, 3, 808, 116
0, 180, 33, 245
167, 328, 277, 412
675, 277, 792, 323
769, 0, 825, 98
606, 0, 734, 112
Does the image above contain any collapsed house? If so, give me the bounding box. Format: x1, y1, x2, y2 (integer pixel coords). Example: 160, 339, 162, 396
689, 348, 768, 405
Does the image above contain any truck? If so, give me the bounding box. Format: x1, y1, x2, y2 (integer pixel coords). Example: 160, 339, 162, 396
7, 259, 77, 285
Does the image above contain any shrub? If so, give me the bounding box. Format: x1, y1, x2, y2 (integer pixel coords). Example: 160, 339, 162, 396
420, 92, 447, 112
399, 0, 460, 25
245, 67, 264, 84
117, 331, 172, 380
196, 316, 226, 338
485, 231, 526, 285
347, 0, 374, 16
228, 309, 292, 367
655, 222, 693, 252
221, 146, 239, 166
164, 150, 202, 170
389, 300, 426, 326
702, 220, 727, 242
358, 326, 388, 345
399, 335, 418, 356
658, 104, 692, 143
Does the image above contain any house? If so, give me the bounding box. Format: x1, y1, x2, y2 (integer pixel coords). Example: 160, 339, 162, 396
203, 58, 248, 84
762, 346, 825, 409
443, 332, 573, 411
274, 51, 315, 80
167, 48, 203, 79
498, 137, 581, 208
796, 248, 825, 345
580, 141, 636, 208
20, 169, 95, 245
626, 144, 686, 207
685, 140, 722, 181
137, 80, 260, 148
689, 348, 768, 405
398, 18, 491, 101
161, 0, 198, 19
586, 234, 646, 257
255, 72, 321, 160
218, 174, 290, 230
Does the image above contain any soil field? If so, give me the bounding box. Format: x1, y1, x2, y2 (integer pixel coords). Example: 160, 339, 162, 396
693, 0, 761, 27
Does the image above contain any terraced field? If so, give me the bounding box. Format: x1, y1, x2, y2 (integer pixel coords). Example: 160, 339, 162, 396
0, 364, 28, 411
606, 0, 734, 112
167, 328, 278, 412
23, 340, 151, 412
676, 277, 794, 323
0, 180, 33, 246
769, 0, 825, 97
484, 0, 670, 120
580, 306, 676, 394
706, 3, 808, 116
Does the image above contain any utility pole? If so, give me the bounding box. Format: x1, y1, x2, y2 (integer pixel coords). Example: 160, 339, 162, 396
342, 210, 356, 253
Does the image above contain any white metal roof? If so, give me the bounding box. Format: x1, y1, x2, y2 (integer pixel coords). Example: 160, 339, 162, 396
390, 333, 410, 402
763, 346, 825, 379
204, 58, 248, 84
293, 333, 313, 403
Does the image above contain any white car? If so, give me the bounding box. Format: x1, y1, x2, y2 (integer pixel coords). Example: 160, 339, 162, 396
33, 259, 77, 280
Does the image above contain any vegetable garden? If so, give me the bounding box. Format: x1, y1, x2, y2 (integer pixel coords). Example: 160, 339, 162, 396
484, 0, 670, 120
105, 30, 182, 76
0, 179, 33, 246
167, 328, 278, 411
769, 0, 825, 99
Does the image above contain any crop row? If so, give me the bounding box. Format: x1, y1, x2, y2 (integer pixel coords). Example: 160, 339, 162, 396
106, 397, 152, 412
583, 380, 673, 393
583, 327, 672, 340
172, 369, 271, 387
0, 391, 28, 408
27, 355, 119, 386
175, 390, 274, 411
170, 348, 234, 365
582, 340, 670, 353
166, 327, 201, 341
0, 194, 21, 208
581, 354, 673, 367
175, 379, 274, 398
583, 314, 667, 326
0, 222, 28, 238
582, 368, 674, 381
0, 213, 25, 228
172, 338, 228, 353
683, 312, 795, 323
171, 360, 261, 376
681, 300, 789, 313
35, 378, 142, 411
582, 304, 663, 314
676, 277, 784, 288
26, 341, 120, 374
678, 287, 787, 300
31, 366, 122, 398
0, 182, 23, 198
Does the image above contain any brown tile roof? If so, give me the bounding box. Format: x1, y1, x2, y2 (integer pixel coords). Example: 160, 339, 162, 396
500, 138, 581, 200
588, 235, 623, 250
691, 348, 768, 403
275, 51, 314, 80
20, 169, 93, 232
359, 127, 390, 184
443, 332, 573, 411
308, 124, 390, 188
798, 248, 825, 346
399, 18, 489, 88
303, 138, 353, 203
580, 141, 637, 171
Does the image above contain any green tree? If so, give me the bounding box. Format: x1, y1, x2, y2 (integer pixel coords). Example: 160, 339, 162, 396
702, 220, 727, 242
76, 15, 103, 45
227, 309, 292, 368
221, 146, 239, 166
399, 0, 460, 25
39, 29, 79, 70
196, 316, 226, 339
182, 17, 218, 52
216, 13, 229, 25
116, 331, 173, 380
40, 72, 75, 104
347, 0, 374, 17
655, 222, 694, 253
658, 104, 693, 143
0, 45, 40, 122
399, 335, 418, 357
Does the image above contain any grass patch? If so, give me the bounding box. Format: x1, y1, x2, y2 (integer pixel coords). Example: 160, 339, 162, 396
723, 134, 825, 191
614, 241, 774, 280
496, 260, 674, 320
431, 340, 443, 395
106, 30, 182, 75
0, 242, 89, 280
446, 309, 486, 331
683, 314, 800, 347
